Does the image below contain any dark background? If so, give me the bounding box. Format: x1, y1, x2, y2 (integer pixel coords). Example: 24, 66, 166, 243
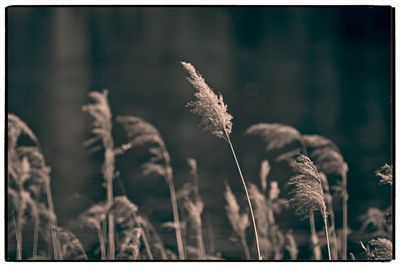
7, 6, 393, 259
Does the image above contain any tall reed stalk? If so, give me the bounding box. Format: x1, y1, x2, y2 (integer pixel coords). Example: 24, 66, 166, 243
44, 175, 61, 259
166, 171, 185, 259
187, 158, 206, 259
309, 211, 321, 260
288, 155, 331, 260
12, 211, 22, 260
104, 149, 116, 259
320, 173, 338, 260
82, 90, 116, 259
226, 134, 262, 259
304, 135, 348, 260
116, 116, 185, 260
182, 62, 262, 260
224, 183, 251, 260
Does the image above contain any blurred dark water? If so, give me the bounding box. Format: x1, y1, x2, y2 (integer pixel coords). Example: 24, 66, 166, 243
7, 6, 393, 259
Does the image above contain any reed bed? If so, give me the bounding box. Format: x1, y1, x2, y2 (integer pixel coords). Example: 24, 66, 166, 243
6, 61, 392, 261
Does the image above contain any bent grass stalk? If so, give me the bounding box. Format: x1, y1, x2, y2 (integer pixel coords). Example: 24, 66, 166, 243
182, 61, 261, 260
44, 175, 61, 260
116, 116, 184, 260
166, 175, 185, 259
161, 143, 185, 259
187, 158, 206, 259
82, 91, 116, 259
288, 155, 331, 260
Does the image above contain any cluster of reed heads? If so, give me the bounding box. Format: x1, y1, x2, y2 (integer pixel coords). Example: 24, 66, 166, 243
7, 62, 392, 261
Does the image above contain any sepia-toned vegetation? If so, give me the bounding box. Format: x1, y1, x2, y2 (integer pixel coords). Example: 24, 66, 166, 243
7, 62, 392, 261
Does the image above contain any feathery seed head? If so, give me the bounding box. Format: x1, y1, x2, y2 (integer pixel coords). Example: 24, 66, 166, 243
15, 146, 51, 198
20, 157, 30, 177
182, 62, 233, 140
116, 116, 164, 148
310, 148, 348, 177
117, 116, 173, 183
288, 154, 326, 219
112, 196, 139, 226
185, 199, 204, 229
117, 228, 142, 260
82, 90, 113, 149
360, 207, 386, 233
376, 164, 392, 185
8, 114, 37, 149
224, 183, 249, 239
79, 203, 107, 230
269, 181, 280, 201
187, 158, 198, 177
245, 123, 302, 151
302, 134, 339, 152
248, 183, 269, 235
260, 160, 270, 193
45, 226, 88, 260
364, 238, 392, 260
8, 114, 38, 182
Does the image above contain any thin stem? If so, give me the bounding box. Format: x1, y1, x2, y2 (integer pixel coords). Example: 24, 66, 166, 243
341, 173, 348, 260
103, 145, 115, 260
106, 177, 115, 260
225, 133, 262, 260
240, 236, 251, 260
323, 213, 332, 260
206, 215, 216, 255
309, 210, 321, 260
140, 227, 154, 260
45, 179, 60, 260
143, 217, 168, 259
102, 221, 108, 259
12, 211, 22, 260
98, 226, 106, 260
32, 213, 39, 258
196, 224, 206, 259
191, 162, 206, 259
167, 178, 185, 260
326, 198, 338, 260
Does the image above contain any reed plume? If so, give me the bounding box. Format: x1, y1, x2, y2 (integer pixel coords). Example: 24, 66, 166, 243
185, 158, 206, 259
82, 90, 116, 259
8, 114, 60, 260
245, 123, 303, 152
79, 203, 107, 259
302, 134, 339, 152
306, 136, 349, 260
181, 61, 232, 140
360, 208, 388, 237
376, 164, 392, 185
45, 226, 87, 260
183, 61, 261, 260
248, 183, 271, 259
248, 181, 287, 260
362, 238, 392, 260
288, 154, 331, 260
259, 160, 270, 194
116, 115, 185, 259
111, 196, 156, 260
224, 183, 251, 260
117, 228, 142, 260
